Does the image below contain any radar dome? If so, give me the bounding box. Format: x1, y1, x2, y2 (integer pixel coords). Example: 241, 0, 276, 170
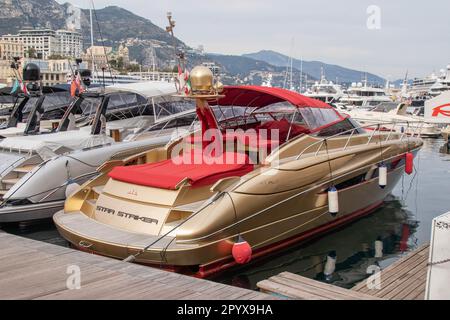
23, 63, 41, 82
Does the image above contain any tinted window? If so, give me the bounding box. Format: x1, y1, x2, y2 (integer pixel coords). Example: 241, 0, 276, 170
316, 119, 363, 137
299, 108, 342, 130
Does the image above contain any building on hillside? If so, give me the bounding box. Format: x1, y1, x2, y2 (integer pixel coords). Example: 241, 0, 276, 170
0, 40, 24, 61
128, 71, 176, 82
0, 60, 13, 85
56, 30, 83, 58
83, 45, 113, 71
202, 62, 220, 77
2, 29, 59, 59
1, 29, 82, 60
117, 43, 130, 66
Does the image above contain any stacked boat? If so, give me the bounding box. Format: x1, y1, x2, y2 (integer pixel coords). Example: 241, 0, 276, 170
0, 65, 198, 222
50, 66, 422, 277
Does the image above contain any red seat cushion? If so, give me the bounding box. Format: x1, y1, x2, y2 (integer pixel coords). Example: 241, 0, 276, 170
108, 151, 254, 190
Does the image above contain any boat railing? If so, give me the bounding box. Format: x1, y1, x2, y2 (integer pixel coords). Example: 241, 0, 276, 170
295, 120, 424, 161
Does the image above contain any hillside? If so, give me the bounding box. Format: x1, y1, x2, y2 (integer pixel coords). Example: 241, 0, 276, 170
244, 50, 386, 85
0, 0, 187, 68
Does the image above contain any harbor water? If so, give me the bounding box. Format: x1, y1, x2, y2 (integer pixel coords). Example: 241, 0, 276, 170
1, 138, 449, 290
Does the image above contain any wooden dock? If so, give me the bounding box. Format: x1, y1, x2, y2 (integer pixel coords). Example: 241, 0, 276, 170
258, 272, 378, 300
257, 244, 430, 300
0, 232, 276, 300
352, 244, 429, 300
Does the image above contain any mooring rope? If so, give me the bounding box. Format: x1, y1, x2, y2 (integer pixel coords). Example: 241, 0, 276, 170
427, 258, 450, 267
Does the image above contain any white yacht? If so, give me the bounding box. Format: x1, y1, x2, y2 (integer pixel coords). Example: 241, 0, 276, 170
0, 82, 197, 223
305, 70, 344, 104
339, 79, 393, 108
343, 103, 442, 138
429, 66, 450, 97
406, 65, 450, 100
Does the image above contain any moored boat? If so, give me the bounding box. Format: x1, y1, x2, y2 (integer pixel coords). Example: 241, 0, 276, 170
54, 66, 423, 278
0, 81, 197, 223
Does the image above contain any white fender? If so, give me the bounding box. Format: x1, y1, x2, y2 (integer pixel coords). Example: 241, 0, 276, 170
379, 164, 387, 189
328, 187, 339, 215
65, 182, 81, 198
374, 239, 384, 258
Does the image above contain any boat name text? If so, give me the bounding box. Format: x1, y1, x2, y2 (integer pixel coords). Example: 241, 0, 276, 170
96, 205, 159, 225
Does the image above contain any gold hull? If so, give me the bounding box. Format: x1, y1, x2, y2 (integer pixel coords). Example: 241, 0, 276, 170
54, 132, 421, 276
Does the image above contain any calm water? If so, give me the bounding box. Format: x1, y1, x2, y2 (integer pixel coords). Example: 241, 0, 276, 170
2, 139, 449, 290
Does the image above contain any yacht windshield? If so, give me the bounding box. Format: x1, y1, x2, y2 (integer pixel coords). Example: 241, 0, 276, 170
212, 101, 345, 143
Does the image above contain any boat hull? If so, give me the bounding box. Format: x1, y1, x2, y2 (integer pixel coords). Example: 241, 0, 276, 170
0, 200, 64, 223
54, 165, 404, 278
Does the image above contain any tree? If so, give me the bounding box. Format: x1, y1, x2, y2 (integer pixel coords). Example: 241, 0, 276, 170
47, 54, 67, 60
26, 48, 37, 59
117, 57, 124, 70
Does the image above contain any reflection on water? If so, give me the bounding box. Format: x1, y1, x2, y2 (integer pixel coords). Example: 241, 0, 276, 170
0, 219, 68, 248
439, 141, 450, 155
1, 139, 449, 291
216, 198, 419, 290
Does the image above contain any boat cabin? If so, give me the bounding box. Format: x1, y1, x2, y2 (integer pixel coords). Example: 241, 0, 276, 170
108, 82, 365, 192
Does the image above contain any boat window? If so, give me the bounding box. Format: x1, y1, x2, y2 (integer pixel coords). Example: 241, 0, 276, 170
154, 96, 196, 117
334, 173, 367, 190
316, 118, 364, 137
299, 107, 341, 130
148, 113, 198, 132
21, 97, 39, 115
79, 97, 102, 116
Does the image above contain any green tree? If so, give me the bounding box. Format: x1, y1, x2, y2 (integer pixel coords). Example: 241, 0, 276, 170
117, 57, 124, 70
47, 54, 67, 60
26, 47, 37, 59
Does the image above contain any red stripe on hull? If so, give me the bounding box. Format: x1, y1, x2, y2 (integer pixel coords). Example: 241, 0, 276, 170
196, 201, 384, 278
73, 201, 384, 279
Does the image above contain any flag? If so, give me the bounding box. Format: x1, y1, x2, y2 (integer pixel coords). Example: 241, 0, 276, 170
76, 73, 84, 94
176, 65, 185, 94
184, 71, 191, 95
21, 81, 28, 95
10, 79, 19, 94
70, 73, 84, 97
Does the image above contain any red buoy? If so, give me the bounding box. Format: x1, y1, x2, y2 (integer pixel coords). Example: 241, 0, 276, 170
232, 237, 253, 265
405, 152, 414, 175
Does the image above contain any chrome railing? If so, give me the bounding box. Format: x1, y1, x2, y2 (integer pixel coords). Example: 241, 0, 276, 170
295, 120, 424, 161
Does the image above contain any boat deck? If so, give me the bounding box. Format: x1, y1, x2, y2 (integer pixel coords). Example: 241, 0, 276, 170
0, 232, 276, 300
257, 244, 430, 300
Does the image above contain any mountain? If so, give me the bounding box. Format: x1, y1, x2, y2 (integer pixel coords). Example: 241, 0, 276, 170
0, 0, 187, 68
204, 54, 315, 87
243, 50, 386, 85
0, 0, 381, 87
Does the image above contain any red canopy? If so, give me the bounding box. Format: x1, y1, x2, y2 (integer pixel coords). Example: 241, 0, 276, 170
210, 86, 332, 109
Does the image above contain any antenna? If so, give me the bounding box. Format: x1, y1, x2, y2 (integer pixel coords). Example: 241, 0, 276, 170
89, 8, 95, 79
166, 12, 184, 69
166, 12, 187, 92
299, 56, 303, 93
90, 0, 114, 85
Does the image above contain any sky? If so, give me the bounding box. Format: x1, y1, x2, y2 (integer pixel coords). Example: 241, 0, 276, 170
58, 0, 450, 80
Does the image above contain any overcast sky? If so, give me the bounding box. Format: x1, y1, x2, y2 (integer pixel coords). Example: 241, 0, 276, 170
59, 0, 450, 79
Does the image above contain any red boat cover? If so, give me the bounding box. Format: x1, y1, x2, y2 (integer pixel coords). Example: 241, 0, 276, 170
108, 151, 254, 190
211, 86, 332, 109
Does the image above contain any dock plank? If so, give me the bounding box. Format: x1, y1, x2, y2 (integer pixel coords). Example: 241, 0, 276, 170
257, 245, 430, 300
0, 232, 274, 300
352, 244, 429, 300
